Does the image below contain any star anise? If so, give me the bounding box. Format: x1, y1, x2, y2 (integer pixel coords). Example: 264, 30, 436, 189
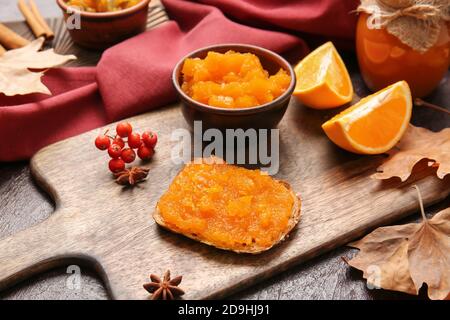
143, 270, 185, 300
114, 166, 149, 186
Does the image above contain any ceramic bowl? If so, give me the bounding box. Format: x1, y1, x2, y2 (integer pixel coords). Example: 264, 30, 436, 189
172, 44, 296, 130
56, 0, 150, 50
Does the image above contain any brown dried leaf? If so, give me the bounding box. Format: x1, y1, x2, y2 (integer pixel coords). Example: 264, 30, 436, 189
372, 125, 450, 181
0, 37, 76, 96
346, 206, 450, 300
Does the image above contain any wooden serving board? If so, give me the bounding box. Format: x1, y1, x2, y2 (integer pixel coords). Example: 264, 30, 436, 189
0, 99, 449, 299
1, 2, 449, 300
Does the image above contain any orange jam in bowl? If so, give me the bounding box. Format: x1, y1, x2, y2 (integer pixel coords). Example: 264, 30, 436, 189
356, 13, 450, 98
65, 0, 143, 12
181, 51, 292, 109
156, 160, 297, 251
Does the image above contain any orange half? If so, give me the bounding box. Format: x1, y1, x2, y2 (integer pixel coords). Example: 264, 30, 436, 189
322, 81, 412, 154
293, 42, 353, 109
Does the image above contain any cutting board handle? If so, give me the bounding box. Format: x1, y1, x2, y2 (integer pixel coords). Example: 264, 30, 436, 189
0, 208, 81, 291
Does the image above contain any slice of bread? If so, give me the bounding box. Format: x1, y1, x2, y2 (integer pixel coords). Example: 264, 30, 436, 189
153, 157, 301, 254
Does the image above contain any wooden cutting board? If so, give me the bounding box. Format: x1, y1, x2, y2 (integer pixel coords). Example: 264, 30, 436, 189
0, 98, 449, 299
1, 2, 449, 300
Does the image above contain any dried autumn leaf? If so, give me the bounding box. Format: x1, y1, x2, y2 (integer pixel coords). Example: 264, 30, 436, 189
0, 37, 76, 96
346, 187, 450, 300
372, 125, 450, 181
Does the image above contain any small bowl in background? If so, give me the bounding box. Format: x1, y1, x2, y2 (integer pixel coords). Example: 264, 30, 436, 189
172, 44, 296, 130
56, 0, 151, 50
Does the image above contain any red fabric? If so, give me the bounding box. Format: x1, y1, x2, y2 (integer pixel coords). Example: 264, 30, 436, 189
0, 0, 359, 161
197, 0, 359, 48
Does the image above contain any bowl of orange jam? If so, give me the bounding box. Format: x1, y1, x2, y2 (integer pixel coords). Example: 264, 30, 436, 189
172, 44, 296, 130
56, 0, 150, 49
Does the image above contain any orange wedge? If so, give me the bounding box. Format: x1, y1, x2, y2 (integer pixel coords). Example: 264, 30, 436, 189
293, 42, 353, 109
322, 81, 412, 154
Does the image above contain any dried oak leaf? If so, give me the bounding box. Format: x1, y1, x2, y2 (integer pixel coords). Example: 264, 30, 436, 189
345, 197, 450, 300
0, 37, 76, 96
372, 125, 450, 181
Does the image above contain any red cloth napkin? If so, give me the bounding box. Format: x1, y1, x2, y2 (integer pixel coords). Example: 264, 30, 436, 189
196, 0, 358, 49
0, 0, 358, 161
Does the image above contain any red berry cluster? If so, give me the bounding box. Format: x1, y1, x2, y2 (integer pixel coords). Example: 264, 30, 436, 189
94, 122, 158, 173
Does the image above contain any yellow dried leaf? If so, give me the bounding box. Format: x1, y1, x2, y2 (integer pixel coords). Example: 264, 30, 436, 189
0, 37, 76, 96
372, 125, 450, 181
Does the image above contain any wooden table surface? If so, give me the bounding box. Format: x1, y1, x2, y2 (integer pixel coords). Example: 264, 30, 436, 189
0, 0, 448, 300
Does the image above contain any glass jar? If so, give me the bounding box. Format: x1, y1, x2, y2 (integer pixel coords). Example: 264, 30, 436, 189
356, 13, 450, 98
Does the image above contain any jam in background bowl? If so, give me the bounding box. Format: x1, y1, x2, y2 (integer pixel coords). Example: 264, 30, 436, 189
172, 44, 296, 130
56, 0, 151, 50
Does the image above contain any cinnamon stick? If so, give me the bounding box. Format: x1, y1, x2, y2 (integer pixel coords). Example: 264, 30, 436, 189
0, 44, 6, 56
29, 0, 54, 40
0, 23, 30, 49
18, 0, 46, 39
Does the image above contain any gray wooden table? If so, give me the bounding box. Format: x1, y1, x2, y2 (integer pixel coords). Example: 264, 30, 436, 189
0, 0, 448, 300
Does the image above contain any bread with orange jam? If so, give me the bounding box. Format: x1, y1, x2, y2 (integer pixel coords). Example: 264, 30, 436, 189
153, 157, 301, 254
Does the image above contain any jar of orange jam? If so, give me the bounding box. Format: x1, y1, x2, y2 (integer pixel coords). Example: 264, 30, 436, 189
356, 13, 450, 98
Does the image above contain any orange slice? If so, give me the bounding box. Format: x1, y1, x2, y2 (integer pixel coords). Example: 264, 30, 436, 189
293, 42, 353, 109
322, 81, 412, 154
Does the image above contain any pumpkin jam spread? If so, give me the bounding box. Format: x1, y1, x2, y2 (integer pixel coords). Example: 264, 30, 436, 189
157, 161, 295, 250
181, 51, 291, 109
